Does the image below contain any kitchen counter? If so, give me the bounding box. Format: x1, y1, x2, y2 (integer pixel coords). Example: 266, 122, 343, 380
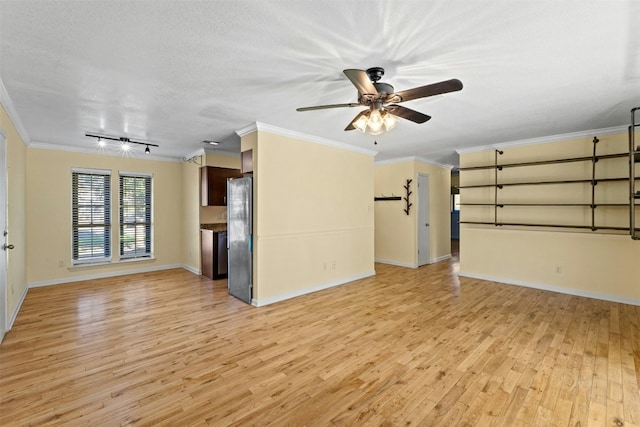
201, 223, 227, 232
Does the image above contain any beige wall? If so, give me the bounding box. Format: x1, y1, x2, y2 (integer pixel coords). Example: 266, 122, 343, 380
0, 105, 27, 322
374, 160, 451, 267
460, 227, 640, 301
241, 132, 258, 288
374, 161, 416, 265
459, 131, 640, 303
242, 130, 375, 305
26, 148, 184, 285
182, 158, 201, 273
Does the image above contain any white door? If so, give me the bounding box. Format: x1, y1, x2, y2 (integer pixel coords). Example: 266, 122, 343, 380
418, 174, 430, 266
0, 130, 7, 342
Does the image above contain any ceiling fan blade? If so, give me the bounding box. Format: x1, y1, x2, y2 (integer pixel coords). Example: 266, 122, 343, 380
392, 78, 463, 103
345, 110, 368, 131
296, 103, 361, 112
386, 105, 431, 123
343, 69, 378, 95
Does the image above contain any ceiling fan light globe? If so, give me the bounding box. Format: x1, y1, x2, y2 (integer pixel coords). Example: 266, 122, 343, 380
367, 109, 385, 134
382, 112, 398, 131
354, 114, 369, 132
368, 109, 383, 126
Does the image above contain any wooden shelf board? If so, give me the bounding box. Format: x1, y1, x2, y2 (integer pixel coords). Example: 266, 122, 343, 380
460, 203, 630, 207
459, 177, 638, 189
459, 152, 629, 171
459, 221, 634, 231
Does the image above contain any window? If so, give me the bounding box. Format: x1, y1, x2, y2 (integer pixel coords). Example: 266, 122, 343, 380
119, 172, 152, 259
72, 168, 111, 265
453, 194, 461, 212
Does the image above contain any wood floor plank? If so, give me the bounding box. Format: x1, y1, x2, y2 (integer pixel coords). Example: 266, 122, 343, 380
1, 247, 639, 426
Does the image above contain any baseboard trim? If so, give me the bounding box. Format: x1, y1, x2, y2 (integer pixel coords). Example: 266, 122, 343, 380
28, 264, 187, 288
429, 254, 452, 264
181, 264, 200, 275
375, 258, 418, 268
458, 271, 640, 306
8, 285, 28, 331
251, 270, 376, 307
375, 254, 451, 269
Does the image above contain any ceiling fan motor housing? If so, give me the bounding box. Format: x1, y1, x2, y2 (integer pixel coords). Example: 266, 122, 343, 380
373, 82, 394, 95
359, 82, 394, 105
366, 67, 385, 82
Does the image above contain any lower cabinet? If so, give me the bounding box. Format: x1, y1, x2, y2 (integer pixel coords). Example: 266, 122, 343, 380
201, 229, 228, 280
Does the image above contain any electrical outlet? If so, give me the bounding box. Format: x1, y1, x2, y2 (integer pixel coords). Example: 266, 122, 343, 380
555, 266, 562, 274
58, 260, 64, 268
332, 261, 336, 270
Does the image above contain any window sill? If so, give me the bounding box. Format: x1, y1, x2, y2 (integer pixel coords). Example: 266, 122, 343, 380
69, 256, 156, 271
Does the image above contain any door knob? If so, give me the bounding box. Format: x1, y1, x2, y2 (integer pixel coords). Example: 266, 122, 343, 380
2, 243, 14, 250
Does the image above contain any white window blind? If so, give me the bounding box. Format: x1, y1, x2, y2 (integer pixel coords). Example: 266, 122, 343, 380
119, 172, 152, 259
72, 169, 112, 265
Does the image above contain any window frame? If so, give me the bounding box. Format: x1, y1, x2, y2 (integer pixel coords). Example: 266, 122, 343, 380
118, 171, 153, 260
71, 167, 112, 266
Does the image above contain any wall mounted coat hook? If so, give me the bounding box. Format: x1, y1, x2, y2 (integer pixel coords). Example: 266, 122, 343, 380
403, 179, 413, 215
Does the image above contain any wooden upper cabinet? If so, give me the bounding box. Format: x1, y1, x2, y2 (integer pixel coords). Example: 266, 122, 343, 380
200, 166, 243, 206
241, 149, 253, 174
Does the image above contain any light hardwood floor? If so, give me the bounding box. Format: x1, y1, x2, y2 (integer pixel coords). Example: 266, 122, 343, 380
1, 248, 640, 426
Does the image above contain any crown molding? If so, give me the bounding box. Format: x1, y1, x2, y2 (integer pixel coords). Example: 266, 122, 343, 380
374, 156, 415, 166
29, 141, 182, 162
0, 77, 31, 146
375, 155, 454, 169
236, 122, 378, 157
455, 125, 628, 155
235, 123, 258, 137
415, 156, 455, 170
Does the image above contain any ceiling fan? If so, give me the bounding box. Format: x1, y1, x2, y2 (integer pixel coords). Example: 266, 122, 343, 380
296, 67, 463, 135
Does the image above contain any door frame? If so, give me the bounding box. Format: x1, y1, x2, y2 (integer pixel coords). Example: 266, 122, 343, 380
417, 173, 430, 266
0, 129, 7, 342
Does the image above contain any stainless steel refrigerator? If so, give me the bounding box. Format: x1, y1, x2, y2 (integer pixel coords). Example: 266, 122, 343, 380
226, 176, 252, 304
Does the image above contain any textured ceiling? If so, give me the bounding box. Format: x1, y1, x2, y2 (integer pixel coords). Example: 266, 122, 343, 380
1, 1, 638, 166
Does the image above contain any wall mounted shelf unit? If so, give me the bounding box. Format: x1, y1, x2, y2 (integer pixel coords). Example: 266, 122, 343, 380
374, 196, 401, 201
459, 134, 640, 237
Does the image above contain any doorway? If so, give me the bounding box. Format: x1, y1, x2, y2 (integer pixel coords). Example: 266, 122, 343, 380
417, 174, 430, 266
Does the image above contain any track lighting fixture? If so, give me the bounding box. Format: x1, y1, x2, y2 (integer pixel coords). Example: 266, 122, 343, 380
85, 133, 159, 154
